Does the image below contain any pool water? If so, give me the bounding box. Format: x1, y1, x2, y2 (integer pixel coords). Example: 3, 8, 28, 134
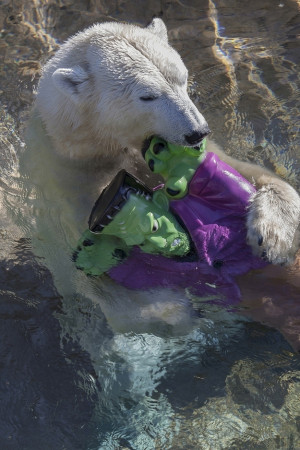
1, 0, 300, 448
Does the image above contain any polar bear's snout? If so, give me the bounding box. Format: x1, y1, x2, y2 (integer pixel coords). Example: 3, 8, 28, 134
184, 128, 210, 146
153, 93, 210, 148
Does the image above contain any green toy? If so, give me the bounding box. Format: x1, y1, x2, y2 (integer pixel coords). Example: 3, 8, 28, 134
74, 168, 192, 277
74, 138, 207, 277
74, 138, 207, 276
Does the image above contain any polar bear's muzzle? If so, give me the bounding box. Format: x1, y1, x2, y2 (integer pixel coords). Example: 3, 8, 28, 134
184, 127, 211, 146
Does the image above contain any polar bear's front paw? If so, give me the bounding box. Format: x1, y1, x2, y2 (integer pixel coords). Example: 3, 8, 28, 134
247, 180, 300, 265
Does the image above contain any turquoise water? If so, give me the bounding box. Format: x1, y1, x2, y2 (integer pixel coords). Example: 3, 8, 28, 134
0, 0, 300, 448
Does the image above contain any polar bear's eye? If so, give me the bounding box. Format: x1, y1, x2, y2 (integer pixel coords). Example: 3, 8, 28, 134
140, 96, 158, 101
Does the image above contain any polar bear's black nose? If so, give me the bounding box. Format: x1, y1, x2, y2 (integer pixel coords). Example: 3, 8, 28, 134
184, 128, 210, 145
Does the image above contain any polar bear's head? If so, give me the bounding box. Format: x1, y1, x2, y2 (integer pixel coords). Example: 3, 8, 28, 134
36, 19, 210, 160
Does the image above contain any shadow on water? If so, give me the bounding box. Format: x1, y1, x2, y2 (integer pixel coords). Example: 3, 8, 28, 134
0, 0, 300, 448
0, 239, 102, 449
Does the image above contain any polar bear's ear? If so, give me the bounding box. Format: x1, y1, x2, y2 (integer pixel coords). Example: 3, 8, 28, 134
52, 66, 90, 103
146, 18, 168, 42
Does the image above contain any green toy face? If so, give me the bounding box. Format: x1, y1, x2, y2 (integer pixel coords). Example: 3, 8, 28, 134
101, 192, 190, 257
144, 136, 206, 199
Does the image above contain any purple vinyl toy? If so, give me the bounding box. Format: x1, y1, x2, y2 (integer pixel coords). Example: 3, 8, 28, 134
75, 138, 267, 304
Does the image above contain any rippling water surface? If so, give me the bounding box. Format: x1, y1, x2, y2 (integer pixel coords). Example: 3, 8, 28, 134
1, 1, 300, 449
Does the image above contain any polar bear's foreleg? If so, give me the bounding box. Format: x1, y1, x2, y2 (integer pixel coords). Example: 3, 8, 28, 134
210, 141, 300, 265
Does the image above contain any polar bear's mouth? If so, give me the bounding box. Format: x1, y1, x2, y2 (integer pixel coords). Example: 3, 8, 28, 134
141, 136, 155, 158
141, 135, 206, 158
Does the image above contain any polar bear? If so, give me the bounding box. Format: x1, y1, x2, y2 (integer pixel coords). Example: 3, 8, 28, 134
33, 18, 300, 266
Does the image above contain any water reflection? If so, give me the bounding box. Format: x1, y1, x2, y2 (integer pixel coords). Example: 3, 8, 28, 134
0, 0, 300, 448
